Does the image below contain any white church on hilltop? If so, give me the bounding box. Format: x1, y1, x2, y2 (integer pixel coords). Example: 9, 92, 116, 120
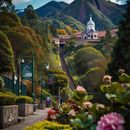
81, 15, 99, 43
52, 14, 118, 45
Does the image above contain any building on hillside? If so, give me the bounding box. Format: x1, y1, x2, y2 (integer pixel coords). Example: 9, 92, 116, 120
52, 15, 118, 45
81, 15, 99, 43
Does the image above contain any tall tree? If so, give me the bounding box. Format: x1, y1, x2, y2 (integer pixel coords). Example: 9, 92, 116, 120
24, 5, 37, 19
108, 0, 130, 79
0, 31, 15, 74
0, 0, 15, 12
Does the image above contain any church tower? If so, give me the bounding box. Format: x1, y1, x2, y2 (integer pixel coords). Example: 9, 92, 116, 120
87, 15, 95, 32
82, 15, 98, 41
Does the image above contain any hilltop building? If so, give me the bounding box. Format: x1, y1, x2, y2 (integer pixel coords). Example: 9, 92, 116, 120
52, 15, 118, 45
81, 15, 99, 43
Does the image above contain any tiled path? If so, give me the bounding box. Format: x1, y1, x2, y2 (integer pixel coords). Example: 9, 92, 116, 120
3, 108, 50, 130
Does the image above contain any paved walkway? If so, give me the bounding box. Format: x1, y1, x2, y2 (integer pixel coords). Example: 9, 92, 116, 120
3, 108, 50, 130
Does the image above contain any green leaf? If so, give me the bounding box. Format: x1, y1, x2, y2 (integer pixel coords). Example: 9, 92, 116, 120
90, 124, 97, 130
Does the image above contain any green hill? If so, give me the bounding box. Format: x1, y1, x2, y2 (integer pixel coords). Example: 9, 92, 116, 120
36, 1, 68, 18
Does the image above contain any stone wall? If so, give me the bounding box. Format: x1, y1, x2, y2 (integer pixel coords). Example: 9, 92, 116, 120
0, 105, 18, 129
18, 104, 33, 117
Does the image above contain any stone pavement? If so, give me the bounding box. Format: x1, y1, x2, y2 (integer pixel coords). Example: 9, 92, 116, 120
2, 108, 50, 130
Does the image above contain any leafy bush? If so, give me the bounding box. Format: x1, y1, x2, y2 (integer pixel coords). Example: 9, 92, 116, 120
0, 12, 21, 27
0, 88, 16, 106
0, 31, 15, 73
74, 47, 107, 75
48, 70, 69, 95
16, 96, 33, 104
24, 120, 72, 130
0, 76, 4, 88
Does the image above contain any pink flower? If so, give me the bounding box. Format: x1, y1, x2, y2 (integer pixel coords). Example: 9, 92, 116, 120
96, 112, 125, 130
76, 86, 86, 92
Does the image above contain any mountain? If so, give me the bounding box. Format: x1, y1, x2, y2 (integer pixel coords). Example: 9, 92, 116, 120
62, 0, 115, 30
48, 14, 86, 31
36, 1, 68, 17
87, 0, 126, 25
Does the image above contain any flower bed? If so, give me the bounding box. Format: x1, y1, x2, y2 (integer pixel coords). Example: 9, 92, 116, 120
48, 70, 130, 130
24, 120, 72, 130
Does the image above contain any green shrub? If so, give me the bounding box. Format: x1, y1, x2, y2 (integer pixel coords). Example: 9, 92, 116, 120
0, 89, 16, 106
16, 96, 33, 104
0, 76, 4, 88
24, 120, 72, 130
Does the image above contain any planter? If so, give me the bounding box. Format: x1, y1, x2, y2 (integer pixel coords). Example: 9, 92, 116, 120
0, 105, 18, 129
18, 103, 33, 117
39, 103, 45, 110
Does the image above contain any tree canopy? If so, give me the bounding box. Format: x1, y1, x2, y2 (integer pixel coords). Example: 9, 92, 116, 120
0, 31, 15, 73
108, 0, 130, 79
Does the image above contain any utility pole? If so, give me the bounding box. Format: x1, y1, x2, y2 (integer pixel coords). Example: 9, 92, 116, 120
32, 55, 35, 105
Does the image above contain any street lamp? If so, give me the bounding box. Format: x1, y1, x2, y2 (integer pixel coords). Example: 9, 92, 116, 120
17, 58, 24, 95
12, 73, 17, 94
46, 64, 49, 70
40, 64, 49, 104
59, 87, 61, 107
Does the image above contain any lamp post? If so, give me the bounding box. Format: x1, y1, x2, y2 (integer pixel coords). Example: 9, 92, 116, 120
17, 58, 24, 95
32, 55, 35, 105
40, 67, 43, 104
39, 64, 49, 109
59, 87, 61, 107
14, 75, 17, 94
20, 59, 24, 95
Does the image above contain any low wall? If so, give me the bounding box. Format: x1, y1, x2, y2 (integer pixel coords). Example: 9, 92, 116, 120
18, 104, 33, 117
0, 105, 18, 129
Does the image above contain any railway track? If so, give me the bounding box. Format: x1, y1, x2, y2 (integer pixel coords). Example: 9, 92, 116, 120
59, 47, 76, 90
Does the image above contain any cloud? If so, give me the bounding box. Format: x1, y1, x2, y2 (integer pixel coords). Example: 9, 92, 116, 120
12, 0, 31, 5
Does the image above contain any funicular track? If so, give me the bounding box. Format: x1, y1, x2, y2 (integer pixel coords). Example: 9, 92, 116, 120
59, 47, 76, 90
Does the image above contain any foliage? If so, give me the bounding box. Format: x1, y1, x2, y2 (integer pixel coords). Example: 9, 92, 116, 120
0, 76, 4, 88
70, 112, 96, 130
35, 85, 41, 97
108, 1, 130, 80
80, 67, 105, 93
100, 71, 130, 130
22, 14, 61, 75
24, 120, 72, 130
54, 71, 130, 130
57, 29, 67, 35
24, 5, 37, 19
0, 0, 15, 12
16, 96, 33, 104
71, 47, 107, 92
74, 47, 107, 75
94, 30, 117, 57
48, 70, 69, 95
0, 31, 15, 73
0, 12, 21, 27
0, 88, 16, 106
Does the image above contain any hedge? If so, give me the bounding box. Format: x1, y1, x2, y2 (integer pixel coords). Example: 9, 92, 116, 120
0, 91, 16, 106
16, 96, 33, 104
24, 120, 72, 130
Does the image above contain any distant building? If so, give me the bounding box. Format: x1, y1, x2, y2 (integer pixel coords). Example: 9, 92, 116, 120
82, 15, 99, 42
52, 15, 118, 45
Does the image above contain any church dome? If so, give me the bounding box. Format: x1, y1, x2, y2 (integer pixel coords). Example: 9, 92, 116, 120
87, 15, 95, 32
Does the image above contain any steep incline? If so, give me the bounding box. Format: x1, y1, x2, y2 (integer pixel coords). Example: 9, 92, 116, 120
59, 47, 76, 90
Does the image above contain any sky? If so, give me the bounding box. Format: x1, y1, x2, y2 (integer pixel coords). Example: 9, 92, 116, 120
12, 0, 126, 9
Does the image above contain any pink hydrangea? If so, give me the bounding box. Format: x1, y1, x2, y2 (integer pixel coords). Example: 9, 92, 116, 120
96, 112, 125, 130
76, 86, 86, 92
